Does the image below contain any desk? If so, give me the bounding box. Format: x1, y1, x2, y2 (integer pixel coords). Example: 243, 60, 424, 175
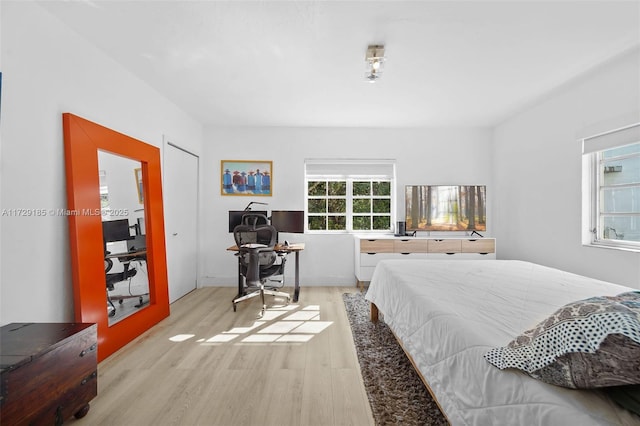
105, 249, 147, 261
227, 243, 305, 303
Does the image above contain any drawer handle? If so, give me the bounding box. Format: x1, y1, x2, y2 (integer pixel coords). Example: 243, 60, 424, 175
367, 253, 377, 255
81, 371, 97, 386
479, 252, 488, 255
400, 239, 409, 242
446, 252, 455, 255
435, 239, 443, 242
400, 253, 411, 255
80, 343, 97, 357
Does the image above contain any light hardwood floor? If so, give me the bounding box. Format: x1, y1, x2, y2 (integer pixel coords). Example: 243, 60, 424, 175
70, 286, 374, 426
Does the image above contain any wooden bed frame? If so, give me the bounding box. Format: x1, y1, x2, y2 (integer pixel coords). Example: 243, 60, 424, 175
370, 301, 451, 424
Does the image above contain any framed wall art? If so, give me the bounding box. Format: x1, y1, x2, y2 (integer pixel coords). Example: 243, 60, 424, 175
221, 160, 272, 196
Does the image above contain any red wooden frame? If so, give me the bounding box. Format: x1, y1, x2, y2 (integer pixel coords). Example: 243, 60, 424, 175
63, 113, 170, 361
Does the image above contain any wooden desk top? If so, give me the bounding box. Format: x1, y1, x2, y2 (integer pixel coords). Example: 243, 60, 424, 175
227, 243, 305, 252
105, 250, 147, 259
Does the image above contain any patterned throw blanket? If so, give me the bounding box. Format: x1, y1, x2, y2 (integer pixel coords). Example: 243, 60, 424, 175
484, 291, 640, 389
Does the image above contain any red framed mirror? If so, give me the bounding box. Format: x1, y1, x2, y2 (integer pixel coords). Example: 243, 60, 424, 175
63, 113, 169, 361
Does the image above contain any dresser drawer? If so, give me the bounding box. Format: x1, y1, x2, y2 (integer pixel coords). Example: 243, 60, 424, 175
459, 252, 496, 259
360, 252, 397, 266
393, 239, 428, 253
427, 252, 462, 259
360, 239, 394, 253
427, 239, 462, 253
461, 239, 495, 254
395, 252, 427, 260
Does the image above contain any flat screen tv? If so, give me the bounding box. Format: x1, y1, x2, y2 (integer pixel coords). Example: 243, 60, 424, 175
405, 185, 486, 232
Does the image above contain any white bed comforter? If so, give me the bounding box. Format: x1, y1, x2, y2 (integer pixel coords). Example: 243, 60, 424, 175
365, 259, 640, 426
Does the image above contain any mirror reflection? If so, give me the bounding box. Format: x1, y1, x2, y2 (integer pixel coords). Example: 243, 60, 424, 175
98, 151, 149, 325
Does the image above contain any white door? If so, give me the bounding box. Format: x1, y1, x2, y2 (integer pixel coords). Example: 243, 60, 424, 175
164, 142, 198, 303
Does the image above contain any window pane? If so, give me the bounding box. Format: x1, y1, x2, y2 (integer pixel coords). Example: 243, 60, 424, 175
603, 216, 640, 242
602, 156, 640, 185
372, 198, 390, 213
308, 181, 326, 196
603, 142, 640, 158
308, 216, 326, 230
373, 216, 391, 230
586, 140, 640, 249
353, 182, 371, 196
601, 187, 640, 213
328, 198, 346, 213
308, 199, 326, 213
328, 181, 346, 196
327, 216, 346, 230
353, 216, 370, 230
373, 181, 391, 196
353, 199, 371, 213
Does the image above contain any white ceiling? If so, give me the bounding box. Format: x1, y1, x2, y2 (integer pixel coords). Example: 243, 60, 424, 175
37, 1, 640, 128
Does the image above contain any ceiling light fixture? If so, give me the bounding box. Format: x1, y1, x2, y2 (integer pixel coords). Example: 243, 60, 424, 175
365, 44, 385, 83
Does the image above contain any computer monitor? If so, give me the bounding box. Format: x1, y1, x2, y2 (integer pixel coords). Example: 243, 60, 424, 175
270, 210, 305, 233
102, 219, 133, 243
228, 210, 268, 232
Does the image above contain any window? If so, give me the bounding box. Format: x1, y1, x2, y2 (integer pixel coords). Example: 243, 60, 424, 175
305, 159, 395, 233
582, 123, 640, 251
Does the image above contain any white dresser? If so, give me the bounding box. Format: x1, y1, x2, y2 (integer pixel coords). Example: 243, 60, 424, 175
354, 235, 496, 288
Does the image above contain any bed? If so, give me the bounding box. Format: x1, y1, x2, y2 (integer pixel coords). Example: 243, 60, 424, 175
365, 259, 640, 425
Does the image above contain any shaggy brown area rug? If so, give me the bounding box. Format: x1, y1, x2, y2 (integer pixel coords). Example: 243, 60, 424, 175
343, 292, 449, 426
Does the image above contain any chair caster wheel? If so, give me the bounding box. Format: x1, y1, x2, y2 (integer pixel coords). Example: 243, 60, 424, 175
233, 304, 237, 312
119, 300, 124, 305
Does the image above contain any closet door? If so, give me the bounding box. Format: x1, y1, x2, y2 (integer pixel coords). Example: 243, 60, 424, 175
164, 142, 199, 303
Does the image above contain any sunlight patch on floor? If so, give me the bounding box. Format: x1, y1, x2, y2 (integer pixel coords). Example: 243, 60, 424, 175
169, 303, 333, 345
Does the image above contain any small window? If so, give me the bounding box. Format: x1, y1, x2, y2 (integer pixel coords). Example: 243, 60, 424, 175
305, 160, 395, 233
583, 124, 640, 251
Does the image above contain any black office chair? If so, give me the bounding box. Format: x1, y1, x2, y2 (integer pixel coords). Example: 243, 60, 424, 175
105, 235, 148, 318
232, 213, 290, 316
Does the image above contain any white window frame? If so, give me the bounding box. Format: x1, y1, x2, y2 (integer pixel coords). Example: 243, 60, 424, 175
304, 159, 396, 234
582, 123, 640, 252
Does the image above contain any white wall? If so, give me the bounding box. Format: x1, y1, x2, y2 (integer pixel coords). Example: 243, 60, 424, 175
0, 2, 203, 324
493, 48, 640, 288
201, 127, 493, 286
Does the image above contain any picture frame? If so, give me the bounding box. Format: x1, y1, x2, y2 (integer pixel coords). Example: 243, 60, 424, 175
221, 160, 272, 196
134, 168, 144, 204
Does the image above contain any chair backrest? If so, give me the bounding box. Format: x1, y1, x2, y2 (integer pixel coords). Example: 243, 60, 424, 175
233, 214, 278, 268
234, 213, 277, 248
233, 218, 283, 287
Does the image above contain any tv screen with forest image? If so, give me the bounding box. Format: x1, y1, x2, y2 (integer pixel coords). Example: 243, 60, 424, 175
405, 185, 486, 232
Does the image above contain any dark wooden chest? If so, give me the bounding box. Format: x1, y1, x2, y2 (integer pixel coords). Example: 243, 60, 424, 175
0, 323, 97, 425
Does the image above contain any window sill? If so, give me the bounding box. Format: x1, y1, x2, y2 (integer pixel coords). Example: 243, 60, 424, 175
583, 243, 640, 253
